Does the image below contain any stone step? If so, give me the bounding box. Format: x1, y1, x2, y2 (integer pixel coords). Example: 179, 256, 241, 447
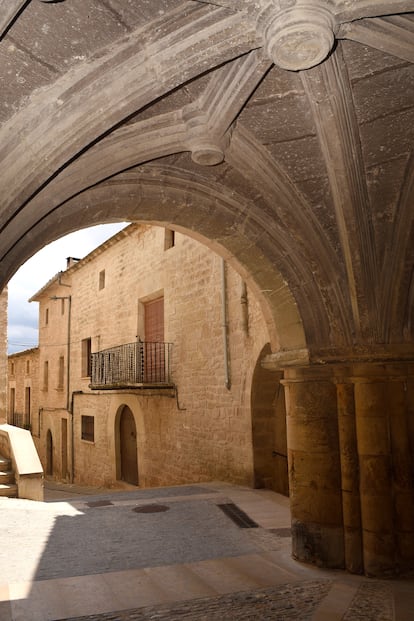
0, 456, 11, 472
0, 483, 17, 497
0, 470, 14, 484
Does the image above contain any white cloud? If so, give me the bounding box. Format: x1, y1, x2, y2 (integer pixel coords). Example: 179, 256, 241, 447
7, 223, 127, 354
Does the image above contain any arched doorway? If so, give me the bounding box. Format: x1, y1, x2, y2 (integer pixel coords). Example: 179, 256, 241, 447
251, 344, 289, 496
116, 406, 138, 486
46, 429, 53, 476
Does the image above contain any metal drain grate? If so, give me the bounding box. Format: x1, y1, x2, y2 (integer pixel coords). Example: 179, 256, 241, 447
86, 500, 114, 508
217, 503, 258, 528
133, 504, 170, 513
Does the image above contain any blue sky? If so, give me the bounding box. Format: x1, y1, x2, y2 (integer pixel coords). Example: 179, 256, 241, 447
7, 223, 127, 354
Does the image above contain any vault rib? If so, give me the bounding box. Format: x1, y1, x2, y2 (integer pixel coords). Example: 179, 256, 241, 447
0, 52, 271, 263
380, 151, 414, 341
339, 14, 414, 64
301, 47, 379, 341
227, 125, 353, 347
0, 3, 259, 258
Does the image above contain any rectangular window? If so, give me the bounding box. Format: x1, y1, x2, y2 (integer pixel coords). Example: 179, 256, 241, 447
58, 356, 65, 390
99, 269, 105, 290
81, 415, 94, 442
164, 228, 175, 250
81, 338, 92, 377
9, 388, 15, 420
11, 362, 15, 376
24, 387, 31, 428
26, 360, 30, 374
43, 361, 49, 391
45, 308, 49, 325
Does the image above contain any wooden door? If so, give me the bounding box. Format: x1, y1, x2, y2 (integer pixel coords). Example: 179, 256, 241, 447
120, 406, 138, 485
46, 430, 53, 476
61, 418, 68, 480
144, 297, 164, 381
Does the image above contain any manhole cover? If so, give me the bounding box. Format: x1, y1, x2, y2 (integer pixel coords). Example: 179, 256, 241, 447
133, 504, 170, 513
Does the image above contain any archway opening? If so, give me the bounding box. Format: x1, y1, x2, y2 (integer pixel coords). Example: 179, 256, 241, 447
115, 405, 139, 486
251, 343, 289, 496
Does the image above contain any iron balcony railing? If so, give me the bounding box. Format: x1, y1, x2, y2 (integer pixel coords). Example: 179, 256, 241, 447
90, 341, 173, 389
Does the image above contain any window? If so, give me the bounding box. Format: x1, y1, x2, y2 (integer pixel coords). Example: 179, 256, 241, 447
164, 228, 175, 250
58, 356, 64, 390
81, 338, 92, 377
45, 308, 49, 325
24, 387, 31, 428
99, 269, 105, 290
61, 298, 65, 315
9, 388, 15, 419
43, 361, 49, 391
26, 360, 30, 374
81, 415, 94, 442
11, 362, 15, 376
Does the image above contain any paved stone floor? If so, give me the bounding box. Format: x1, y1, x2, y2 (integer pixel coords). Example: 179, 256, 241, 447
0, 481, 413, 620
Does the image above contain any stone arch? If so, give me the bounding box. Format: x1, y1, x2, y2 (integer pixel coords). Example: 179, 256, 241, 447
251, 343, 289, 496
2, 170, 308, 356
108, 395, 145, 485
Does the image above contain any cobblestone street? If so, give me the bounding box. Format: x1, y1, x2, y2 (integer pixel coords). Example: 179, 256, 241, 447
0, 482, 412, 620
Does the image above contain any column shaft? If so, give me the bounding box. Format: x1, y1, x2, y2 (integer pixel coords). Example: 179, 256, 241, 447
283, 368, 344, 568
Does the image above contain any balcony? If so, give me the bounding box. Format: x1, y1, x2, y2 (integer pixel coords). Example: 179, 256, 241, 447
90, 341, 173, 391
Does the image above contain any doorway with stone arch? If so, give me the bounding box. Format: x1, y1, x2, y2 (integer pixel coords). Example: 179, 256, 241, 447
46, 429, 53, 477
115, 405, 139, 486
251, 344, 289, 496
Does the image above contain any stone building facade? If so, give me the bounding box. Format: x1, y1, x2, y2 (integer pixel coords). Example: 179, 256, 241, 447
26, 224, 288, 492
7, 348, 39, 431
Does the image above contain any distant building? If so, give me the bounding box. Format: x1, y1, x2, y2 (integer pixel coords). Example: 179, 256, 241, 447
7, 348, 39, 431
10, 225, 288, 493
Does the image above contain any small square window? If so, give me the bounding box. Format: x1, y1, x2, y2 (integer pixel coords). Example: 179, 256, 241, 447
81, 415, 94, 442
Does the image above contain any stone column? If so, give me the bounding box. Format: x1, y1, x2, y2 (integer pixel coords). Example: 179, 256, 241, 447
336, 380, 363, 574
282, 367, 344, 568
353, 364, 414, 576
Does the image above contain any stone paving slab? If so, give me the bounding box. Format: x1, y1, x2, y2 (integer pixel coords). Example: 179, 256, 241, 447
1, 498, 259, 583
56, 580, 397, 621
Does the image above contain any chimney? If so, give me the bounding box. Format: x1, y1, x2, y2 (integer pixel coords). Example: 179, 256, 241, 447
66, 257, 80, 269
